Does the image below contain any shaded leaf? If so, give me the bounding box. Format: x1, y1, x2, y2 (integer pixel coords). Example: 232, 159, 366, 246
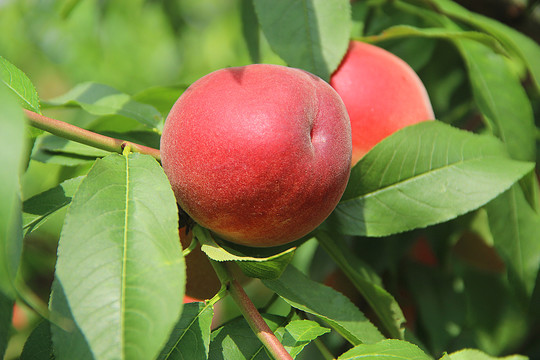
0, 56, 40, 113
316, 231, 405, 340
0, 292, 13, 358
253, 0, 351, 81
44, 82, 162, 130
487, 185, 540, 299
209, 313, 287, 360
338, 339, 431, 360
22, 176, 84, 236
329, 121, 534, 237
157, 302, 214, 360
20, 321, 55, 360
50, 153, 185, 360
455, 39, 536, 162
0, 83, 25, 298
263, 265, 384, 345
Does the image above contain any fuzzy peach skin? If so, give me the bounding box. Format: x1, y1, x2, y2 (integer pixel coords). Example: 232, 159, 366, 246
330, 41, 435, 165
160, 64, 352, 247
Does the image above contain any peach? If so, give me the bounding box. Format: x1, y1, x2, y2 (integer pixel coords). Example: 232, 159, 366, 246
161, 64, 352, 247
330, 41, 435, 165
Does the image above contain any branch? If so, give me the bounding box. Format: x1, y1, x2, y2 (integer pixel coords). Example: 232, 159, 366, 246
210, 260, 293, 360
23, 109, 161, 161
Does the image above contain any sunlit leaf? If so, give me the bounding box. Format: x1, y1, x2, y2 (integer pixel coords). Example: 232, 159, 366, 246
274, 319, 330, 359
329, 121, 534, 237
253, 0, 351, 81
263, 265, 384, 345
446, 348, 528, 360
0, 56, 40, 113
50, 153, 185, 360
0, 83, 25, 299
338, 339, 431, 360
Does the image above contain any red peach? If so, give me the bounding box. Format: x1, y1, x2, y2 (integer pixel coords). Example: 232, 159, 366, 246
330, 41, 435, 165
161, 64, 352, 247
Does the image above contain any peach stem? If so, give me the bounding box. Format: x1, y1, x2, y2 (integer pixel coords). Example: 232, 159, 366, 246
23, 109, 161, 161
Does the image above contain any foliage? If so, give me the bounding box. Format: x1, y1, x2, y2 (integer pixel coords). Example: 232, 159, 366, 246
1, 0, 539, 359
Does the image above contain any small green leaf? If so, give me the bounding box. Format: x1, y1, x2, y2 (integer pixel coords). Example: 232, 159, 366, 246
157, 302, 214, 360
487, 185, 540, 299
446, 349, 528, 360
263, 265, 384, 345
50, 153, 185, 360
0, 293, 13, 358
0, 83, 25, 299
236, 251, 295, 280
209, 313, 287, 360
274, 319, 330, 359
20, 321, 54, 360
253, 0, 351, 81
0, 56, 41, 114
317, 231, 405, 340
338, 339, 432, 360
22, 176, 84, 236
330, 121, 535, 237
44, 82, 162, 130
195, 226, 297, 263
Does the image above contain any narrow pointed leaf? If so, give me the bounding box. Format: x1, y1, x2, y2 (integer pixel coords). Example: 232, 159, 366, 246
50, 153, 185, 360
455, 39, 536, 162
0, 56, 40, 113
44, 82, 162, 130
253, 0, 351, 81
329, 121, 535, 237
157, 302, 214, 360
317, 231, 405, 340
428, 0, 540, 94
487, 185, 540, 299
338, 339, 431, 360
263, 265, 384, 345
0, 83, 25, 298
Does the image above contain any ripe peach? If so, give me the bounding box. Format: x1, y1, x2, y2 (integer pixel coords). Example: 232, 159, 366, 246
330, 41, 435, 165
161, 64, 352, 247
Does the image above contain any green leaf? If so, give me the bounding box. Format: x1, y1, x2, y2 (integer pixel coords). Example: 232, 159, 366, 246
455, 39, 536, 162
253, 0, 351, 81
50, 153, 185, 360
44, 82, 162, 130
263, 265, 384, 345
241, 0, 261, 64
274, 319, 330, 359
0, 83, 25, 299
486, 185, 540, 299
20, 321, 54, 360
0, 293, 13, 358
446, 349, 528, 360
0, 56, 41, 114
157, 302, 214, 360
22, 176, 84, 236
427, 0, 540, 94
362, 25, 508, 56
329, 121, 535, 237
195, 226, 296, 279
132, 85, 187, 117
209, 313, 287, 360
316, 231, 405, 340
338, 339, 432, 360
